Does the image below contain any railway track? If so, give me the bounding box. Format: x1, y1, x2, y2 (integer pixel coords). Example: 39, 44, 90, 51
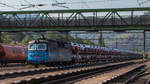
0, 62, 113, 83
65, 59, 150, 84
125, 65, 150, 84
0, 59, 145, 72
98, 60, 150, 84
0, 59, 146, 84
101, 65, 146, 84
127, 72, 150, 84
0, 63, 29, 74
0, 63, 26, 67
10, 61, 134, 84
0, 62, 107, 74
42, 62, 134, 84
146, 78, 150, 84
0, 61, 134, 84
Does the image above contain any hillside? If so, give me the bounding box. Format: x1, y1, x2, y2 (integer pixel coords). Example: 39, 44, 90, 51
73, 31, 150, 53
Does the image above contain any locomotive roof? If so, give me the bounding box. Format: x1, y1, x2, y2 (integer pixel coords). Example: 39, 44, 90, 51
29, 39, 48, 44
29, 39, 68, 44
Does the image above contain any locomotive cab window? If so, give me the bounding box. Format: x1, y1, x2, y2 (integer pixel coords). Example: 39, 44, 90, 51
37, 44, 47, 50
28, 44, 36, 50
28, 43, 47, 50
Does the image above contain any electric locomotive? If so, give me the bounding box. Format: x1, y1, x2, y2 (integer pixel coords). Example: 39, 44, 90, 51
28, 39, 73, 67
28, 39, 48, 66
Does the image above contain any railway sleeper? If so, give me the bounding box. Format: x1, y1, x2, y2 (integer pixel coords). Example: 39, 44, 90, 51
12, 62, 134, 84
101, 64, 146, 84
0, 62, 112, 80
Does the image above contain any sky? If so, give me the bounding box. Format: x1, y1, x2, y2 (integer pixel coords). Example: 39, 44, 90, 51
0, 0, 150, 11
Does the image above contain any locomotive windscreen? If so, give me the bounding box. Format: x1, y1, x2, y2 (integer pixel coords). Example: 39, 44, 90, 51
37, 44, 47, 50
28, 44, 36, 50
28, 43, 47, 50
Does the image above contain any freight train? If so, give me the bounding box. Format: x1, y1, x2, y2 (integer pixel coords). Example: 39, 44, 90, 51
28, 39, 144, 67
0, 44, 27, 66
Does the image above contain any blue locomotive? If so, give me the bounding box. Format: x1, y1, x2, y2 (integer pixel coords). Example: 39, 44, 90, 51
28, 39, 73, 67
28, 40, 48, 65
28, 39, 143, 67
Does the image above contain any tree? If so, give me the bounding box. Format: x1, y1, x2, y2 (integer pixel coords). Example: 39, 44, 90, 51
1, 33, 14, 44
10, 41, 15, 45
22, 35, 32, 45
15, 32, 25, 42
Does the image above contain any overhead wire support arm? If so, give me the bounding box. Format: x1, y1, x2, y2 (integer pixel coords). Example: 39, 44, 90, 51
137, 0, 150, 7
51, 0, 69, 9
19, 0, 45, 10
0, 1, 19, 10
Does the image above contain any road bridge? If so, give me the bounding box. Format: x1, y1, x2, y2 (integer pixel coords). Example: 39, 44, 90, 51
0, 7, 150, 31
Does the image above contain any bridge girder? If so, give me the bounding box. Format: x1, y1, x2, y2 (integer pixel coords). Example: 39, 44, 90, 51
0, 7, 150, 31
1, 7, 150, 14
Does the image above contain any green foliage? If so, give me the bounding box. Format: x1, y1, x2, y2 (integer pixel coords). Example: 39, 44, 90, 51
82, 40, 93, 45
45, 32, 66, 40
0, 32, 103, 46
1, 33, 15, 44
1, 32, 28, 45
10, 41, 15, 45
22, 35, 32, 45
133, 48, 142, 53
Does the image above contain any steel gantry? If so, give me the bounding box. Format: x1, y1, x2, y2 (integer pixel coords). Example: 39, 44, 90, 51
0, 7, 150, 31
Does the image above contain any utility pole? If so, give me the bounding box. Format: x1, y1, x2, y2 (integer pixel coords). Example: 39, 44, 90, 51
99, 31, 104, 47
75, 33, 78, 43
116, 38, 118, 48
0, 32, 2, 43
66, 31, 69, 41
143, 30, 146, 60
